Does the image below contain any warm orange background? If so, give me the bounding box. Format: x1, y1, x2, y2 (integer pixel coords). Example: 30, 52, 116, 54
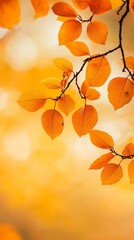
0, 0, 134, 239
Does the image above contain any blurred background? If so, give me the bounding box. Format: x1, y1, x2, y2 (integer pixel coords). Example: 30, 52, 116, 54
0, 0, 134, 239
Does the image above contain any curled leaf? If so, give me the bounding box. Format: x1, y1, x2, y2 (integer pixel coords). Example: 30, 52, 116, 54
31, 0, 49, 18
122, 143, 134, 156
88, 0, 112, 14
58, 95, 75, 115
42, 77, 61, 89
17, 90, 46, 112
101, 163, 123, 185
0, 0, 20, 29
90, 152, 115, 169
108, 77, 134, 110
89, 130, 114, 149
42, 109, 64, 139
58, 20, 82, 45
72, 105, 98, 136
52, 2, 77, 17
87, 20, 108, 45
86, 56, 111, 87
66, 41, 90, 56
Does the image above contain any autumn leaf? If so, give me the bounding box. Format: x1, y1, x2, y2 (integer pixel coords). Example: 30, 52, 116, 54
71, 0, 89, 9
72, 105, 98, 136
58, 20, 82, 45
57, 95, 75, 115
41, 109, 64, 139
0, 0, 20, 29
57, 16, 75, 22
52, 2, 77, 17
0, 224, 22, 240
90, 152, 115, 169
108, 77, 134, 110
31, 0, 49, 18
17, 90, 46, 112
53, 58, 73, 74
130, 0, 134, 12
81, 81, 100, 100
89, 130, 114, 149
122, 143, 134, 156
87, 20, 108, 45
128, 160, 134, 183
42, 77, 61, 89
65, 41, 90, 56
86, 56, 111, 87
101, 163, 123, 185
88, 0, 112, 14
125, 56, 134, 73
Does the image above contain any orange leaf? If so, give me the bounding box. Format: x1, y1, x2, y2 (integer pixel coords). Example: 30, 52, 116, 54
53, 57, 73, 74
81, 81, 100, 100
42, 77, 61, 89
57, 16, 75, 22
108, 77, 134, 110
125, 56, 134, 73
58, 95, 75, 115
130, 0, 134, 12
88, 0, 112, 14
89, 130, 114, 149
0, 0, 20, 29
122, 143, 134, 156
90, 152, 115, 169
86, 56, 111, 87
66, 41, 90, 56
87, 20, 108, 45
101, 163, 123, 185
17, 90, 46, 112
41, 109, 64, 139
52, 2, 77, 17
58, 20, 82, 45
71, 0, 89, 9
31, 0, 49, 18
128, 160, 134, 183
72, 105, 98, 136
0, 224, 22, 240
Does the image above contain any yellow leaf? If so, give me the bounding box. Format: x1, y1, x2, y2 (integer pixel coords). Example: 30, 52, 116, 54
53, 57, 73, 74
90, 152, 115, 169
58, 20, 82, 45
89, 130, 114, 149
41, 109, 64, 139
88, 0, 112, 14
0, 0, 20, 29
81, 81, 100, 100
31, 0, 49, 18
128, 160, 134, 183
125, 56, 134, 73
122, 143, 134, 156
86, 56, 111, 87
66, 41, 90, 56
58, 95, 75, 115
42, 77, 61, 89
52, 2, 77, 17
17, 90, 46, 112
101, 163, 123, 185
87, 20, 108, 45
72, 105, 98, 136
71, 0, 89, 9
108, 77, 134, 110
